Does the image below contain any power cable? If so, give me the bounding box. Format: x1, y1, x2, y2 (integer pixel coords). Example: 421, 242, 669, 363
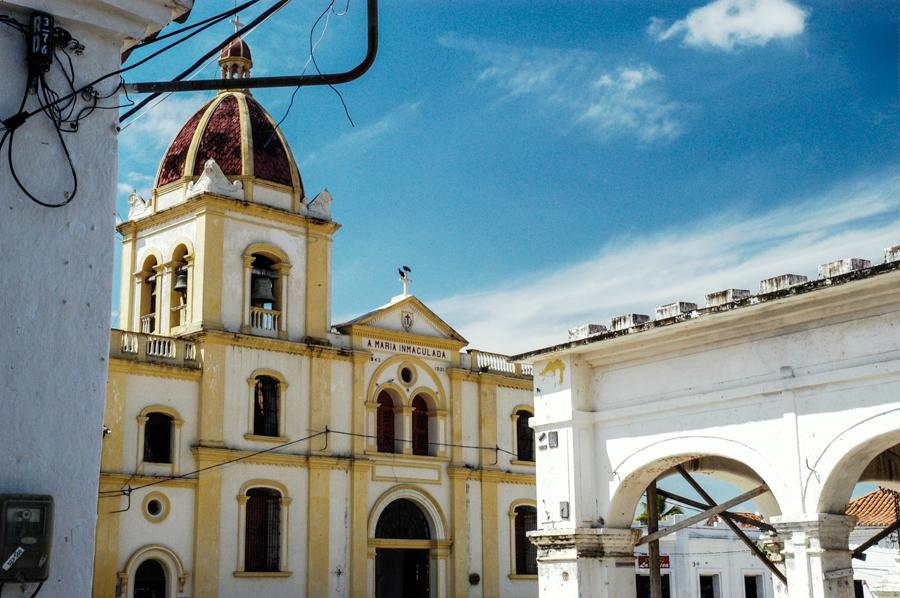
98, 427, 520, 500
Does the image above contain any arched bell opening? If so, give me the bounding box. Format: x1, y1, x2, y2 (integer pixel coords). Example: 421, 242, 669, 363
138, 255, 159, 334
169, 244, 191, 331
133, 559, 166, 598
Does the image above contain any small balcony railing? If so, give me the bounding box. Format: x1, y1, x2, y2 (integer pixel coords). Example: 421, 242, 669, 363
467, 349, 532, 377
140, 313, 156, 334
110, 329, 198, 369
250, 306, 280, 335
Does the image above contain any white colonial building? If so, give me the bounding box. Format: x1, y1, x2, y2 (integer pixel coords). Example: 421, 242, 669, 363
516, 248, 900, 598
94, 39, 537, 598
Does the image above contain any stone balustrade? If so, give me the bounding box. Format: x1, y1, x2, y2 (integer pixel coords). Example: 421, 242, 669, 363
110, 329, 199, 368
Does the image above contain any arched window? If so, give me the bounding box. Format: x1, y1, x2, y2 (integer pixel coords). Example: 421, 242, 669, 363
375, 499, 431, 540
253, 376, 279, 437
516, 409, 534, 462
376, 391, 396, 453
249, 254, 279, 333
133, 559, 167, 598
143, 413, 173, 464
139, 256, 159, 334
411, 395, 430, 456
169, 245, 190, 330
514, 505, 538, 575
245, 488, 282, 572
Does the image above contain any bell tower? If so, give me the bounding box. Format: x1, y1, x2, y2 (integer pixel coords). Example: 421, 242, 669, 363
117, 35, 337, 342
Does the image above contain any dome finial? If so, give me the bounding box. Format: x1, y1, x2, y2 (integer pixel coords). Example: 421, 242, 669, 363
219, 17, 253, 81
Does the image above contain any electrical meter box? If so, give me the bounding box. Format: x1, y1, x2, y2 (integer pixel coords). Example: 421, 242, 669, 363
0, 495, 53, 582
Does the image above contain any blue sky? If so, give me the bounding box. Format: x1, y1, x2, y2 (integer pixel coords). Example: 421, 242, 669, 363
116, 0, 899, 356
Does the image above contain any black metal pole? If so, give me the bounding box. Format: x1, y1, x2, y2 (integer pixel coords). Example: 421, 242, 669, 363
122, 0, 378, 97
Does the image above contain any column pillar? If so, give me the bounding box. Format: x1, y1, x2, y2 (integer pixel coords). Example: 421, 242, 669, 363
449, 467, 470, 598
529, 527, 638, 598
481, 470, 501, 598
184, 254, 195, 328
350, 460, 372, 597
307, 458, 333, 596
273, 262, 290, 339
241, 254, 253, 333
401, 405, 415, 455
192, 452, 223, 598
770, 513, 857, 598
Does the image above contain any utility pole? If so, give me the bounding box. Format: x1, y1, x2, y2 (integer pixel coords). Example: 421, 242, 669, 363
647, 480, 663, 598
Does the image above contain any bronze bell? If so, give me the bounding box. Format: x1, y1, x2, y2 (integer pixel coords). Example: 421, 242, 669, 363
251, 274, 276, 304
173, 267, 188, 295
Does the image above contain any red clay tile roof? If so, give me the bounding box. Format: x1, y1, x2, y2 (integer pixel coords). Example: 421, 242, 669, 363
154, 92, 299, 191
156, 100, 211, 186
192, 95, 243, 178
846, 488, 900, 527
705, 512, 764, 529
247, 97, 292, 187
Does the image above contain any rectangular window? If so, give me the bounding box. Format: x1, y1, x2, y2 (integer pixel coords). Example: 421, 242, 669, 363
635, 574, 671, 598
699, 574, 721, 598
744, 575, 763, 598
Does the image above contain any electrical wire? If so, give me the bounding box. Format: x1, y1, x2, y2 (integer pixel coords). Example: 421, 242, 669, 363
129, 0, 264, 50
98, 427, 519, 500
28, 582, 43, 598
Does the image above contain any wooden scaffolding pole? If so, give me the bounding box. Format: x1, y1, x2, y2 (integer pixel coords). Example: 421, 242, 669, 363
647, 480, 663, 598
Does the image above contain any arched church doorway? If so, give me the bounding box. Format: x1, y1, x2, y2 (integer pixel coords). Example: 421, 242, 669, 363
375, 498, 431, 598
133, 559, 167, 598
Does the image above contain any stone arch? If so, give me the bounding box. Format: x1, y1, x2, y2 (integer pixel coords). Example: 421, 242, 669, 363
367, 354, 447, 410
137, 247, 165, 270
120, 544, 187, 597
139, 404, 183, 422
167, 237, 194, 262
368, 485, 448, 541
813, 407, 900, 514
239, 478, 290, 498
242, 242, 291, 265
606, 435, 789, 528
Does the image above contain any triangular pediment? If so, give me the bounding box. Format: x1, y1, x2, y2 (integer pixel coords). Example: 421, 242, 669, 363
335, 295, 467, 346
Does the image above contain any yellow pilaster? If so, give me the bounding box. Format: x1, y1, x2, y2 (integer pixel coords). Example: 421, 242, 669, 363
305, 227, 332, 340
118, 228, 136, 331
351, 352, 368, 454
449, 467, 470, 598
350, 460, 371, 597
92, 477, 123, 598
195, 210, 225, 330
199, 341, 226, 446
480, 470, 501, 598
309, 354, 332, 452
449, 372, 463, 463
192, 453, 223, 598
307, 458, 333, 597
478, 381, 498, 467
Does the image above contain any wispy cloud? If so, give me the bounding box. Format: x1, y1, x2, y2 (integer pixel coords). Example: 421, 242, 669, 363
438, 34, 685, 142
119, 94, 211, 152
306, 101, 422, 164
650, 0, 808, 51
433, 170, 900, 354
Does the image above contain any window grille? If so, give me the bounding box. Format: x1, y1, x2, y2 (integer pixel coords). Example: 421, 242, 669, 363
514, 505, 537, 575
376, 391, 395, 453
245, 488, 281, 572
411, 396, 429, 456
253, 376, 279, 437
516, 410, 534, 462
143, 413, 173, 464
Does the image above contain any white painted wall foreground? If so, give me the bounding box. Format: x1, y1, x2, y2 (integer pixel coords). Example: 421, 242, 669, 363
0, 2, 188, 595
522, 263, 900, 598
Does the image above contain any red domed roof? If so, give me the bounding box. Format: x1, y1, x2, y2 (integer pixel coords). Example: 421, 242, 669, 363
154, 92, 302, 193
220, 37, 252, 62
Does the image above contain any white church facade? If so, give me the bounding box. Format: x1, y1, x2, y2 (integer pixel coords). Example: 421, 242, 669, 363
93, 39, 537, 598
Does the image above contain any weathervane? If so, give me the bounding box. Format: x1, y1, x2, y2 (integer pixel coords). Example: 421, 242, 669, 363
398, 266, 412, 296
